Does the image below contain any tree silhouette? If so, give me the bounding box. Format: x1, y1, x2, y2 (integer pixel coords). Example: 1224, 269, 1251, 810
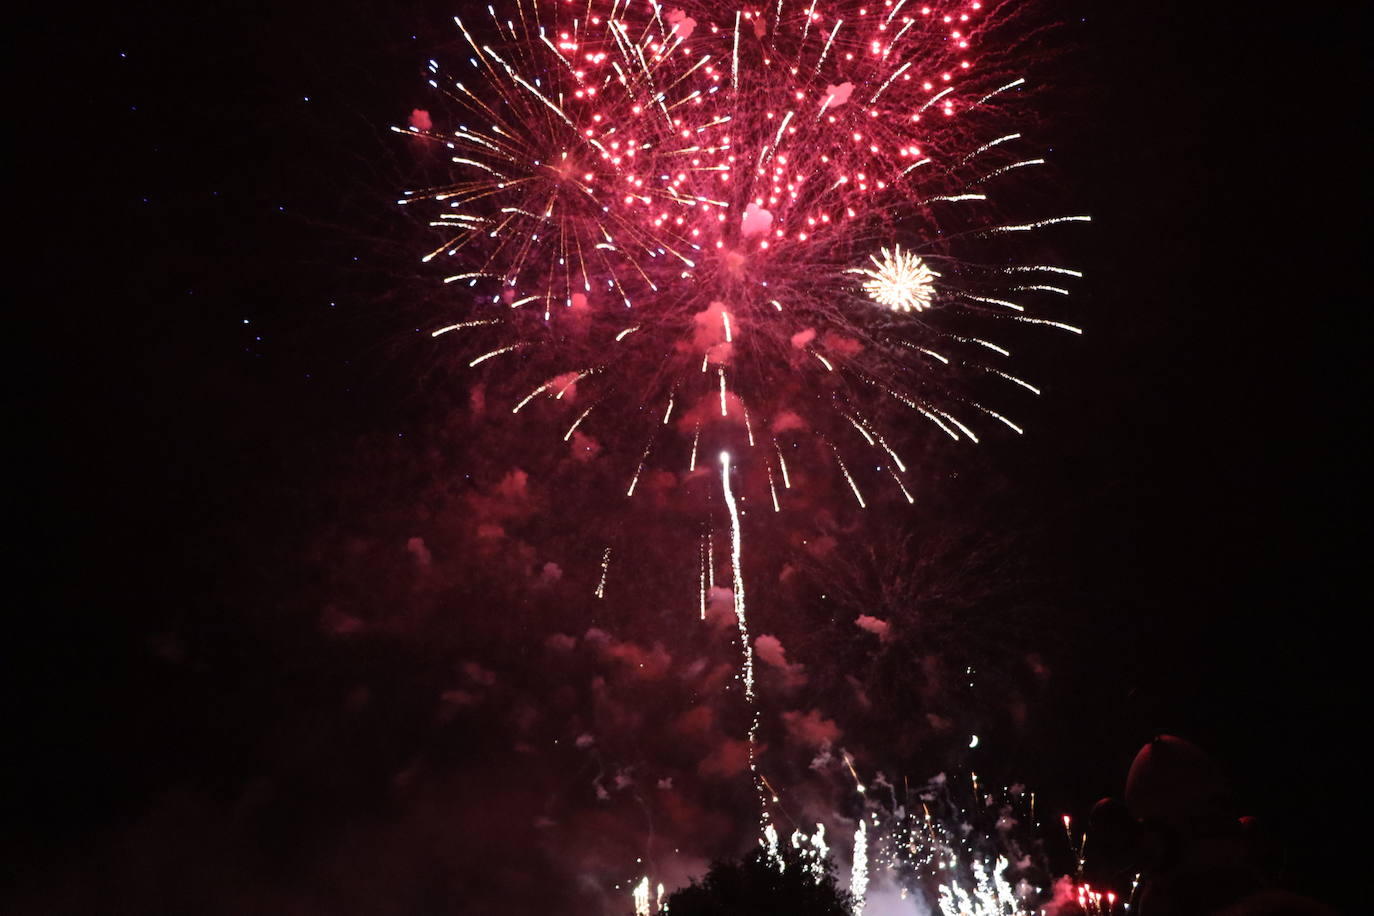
660, 843, 854, 916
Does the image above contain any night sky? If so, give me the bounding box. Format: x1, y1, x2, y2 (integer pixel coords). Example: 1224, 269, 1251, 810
14, 1, 1359, 913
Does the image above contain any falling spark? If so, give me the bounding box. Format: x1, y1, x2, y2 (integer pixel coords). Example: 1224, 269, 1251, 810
564, 405, 595, 440
699, 534, 708, 619
626, 438, 653, 495
844, 751, 866, 793
595, 546, 612, 598
431, 318, 500, 336
990, 215, 1093, 233
832, 447, 867, 508
468, 342, 527, 367
775, 443, 791, 489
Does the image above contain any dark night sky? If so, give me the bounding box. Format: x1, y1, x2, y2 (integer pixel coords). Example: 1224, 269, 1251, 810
12, 1, 1361, 912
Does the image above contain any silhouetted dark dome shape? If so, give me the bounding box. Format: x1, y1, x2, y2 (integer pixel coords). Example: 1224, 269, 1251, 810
1125, 735, 1234, 829
1083, 796, 1140, 886
1214, 890, 1338, 916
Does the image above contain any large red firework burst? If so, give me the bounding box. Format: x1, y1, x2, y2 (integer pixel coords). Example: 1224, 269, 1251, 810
399, 0, 1087, 513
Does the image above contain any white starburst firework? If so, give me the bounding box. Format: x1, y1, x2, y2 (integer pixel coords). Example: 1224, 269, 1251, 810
850, 245, 942, 313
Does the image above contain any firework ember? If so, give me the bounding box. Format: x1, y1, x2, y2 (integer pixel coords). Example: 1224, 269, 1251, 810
401, 0, 1088, 507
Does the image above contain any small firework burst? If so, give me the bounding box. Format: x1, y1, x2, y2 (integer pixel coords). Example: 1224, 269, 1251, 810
848, 244, 941, 312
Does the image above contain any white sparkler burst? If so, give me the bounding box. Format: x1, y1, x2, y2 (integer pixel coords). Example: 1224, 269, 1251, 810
936, 856, 1022, 916
851, 819, 870, 915
849, 245, 942, 312
632, 876, 651, 916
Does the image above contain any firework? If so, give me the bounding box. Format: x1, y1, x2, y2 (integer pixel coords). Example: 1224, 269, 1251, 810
851, 818, 869, 915
847, 244, 941, 312
632, 876, 666, 915
857, 771, 1049, 915
721, 768, 1060, 915
401, 0, 1087, 511
399, 14, 1091, 902
935, 855, 1022, 916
